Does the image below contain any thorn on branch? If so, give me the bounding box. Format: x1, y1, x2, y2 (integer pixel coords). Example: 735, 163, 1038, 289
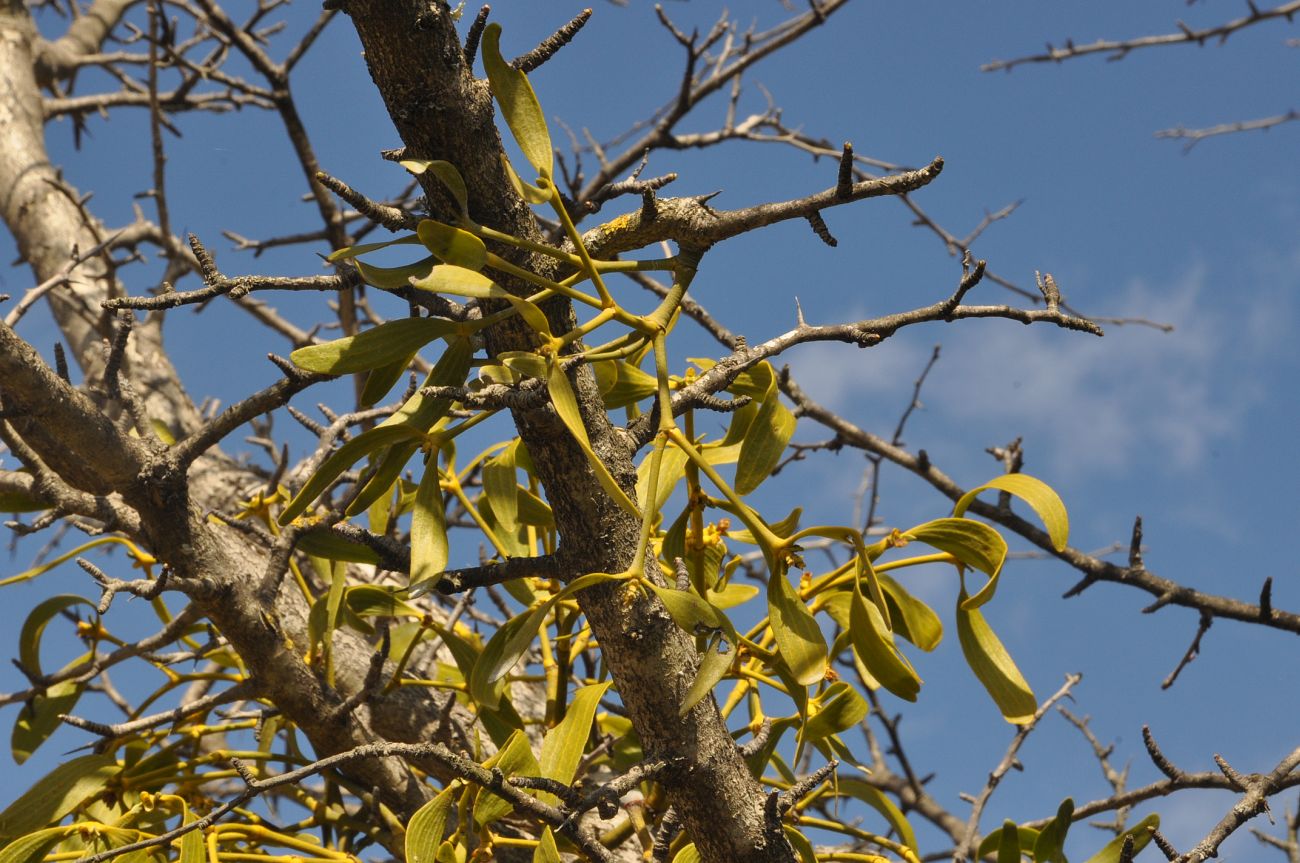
315, 171, 414, 232
1260, 576, 1273, 621
53, 342, 70, 383
805, 210, 837, 247
1117, 834, 1136, 863
651, 806, 681, 863
463, 6, 490, 66
1148, 826, 1180, 861
776, 760, 838, 815
1160, 610, 1212, 689
1128, 514, 1145, 569
229, 755, 259, 786
1143, 725, 1186, 781
836, 141, 854, 198
737, 718, 772, 758
514, 8, 592, 73
1214, 753, 1248, 791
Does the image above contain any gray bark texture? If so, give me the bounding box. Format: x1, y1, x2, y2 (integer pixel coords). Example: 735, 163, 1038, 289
0, 1, 793, 860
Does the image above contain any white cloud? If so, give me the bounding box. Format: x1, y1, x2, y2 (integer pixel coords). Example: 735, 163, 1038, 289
787, 265, 1270, 478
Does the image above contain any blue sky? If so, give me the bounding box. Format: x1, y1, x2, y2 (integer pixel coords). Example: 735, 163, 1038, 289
2, 2, 1297, 859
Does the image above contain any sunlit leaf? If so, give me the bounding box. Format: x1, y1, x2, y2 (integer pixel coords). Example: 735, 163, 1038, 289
837, 777, 918, 853
648, 583, 739, 645
767, 572, 827, 687
19, 594, 96, 678
956, 588, 1036, 724
800, 681, 868, 743
326, 233, 422, 263
533, 828, 562, 863
12, 654, 89, 764
481, 24, 553, 178
178, 803, 205, 863
406, 784, 456, 863
291, 313, 457, 374
279, 424, 424, 524
546, 358, 640, 518
1034, 798, 1074, 863
417, 220, 488, 271
411, 462, 449, 587
879, 574, 942, 652
1081, 813, 1159, 863
470, 600, 557, 709
784, 825, 817, 863
848, 584, 920, 702
0, 753, 116, 839
353, 255, 438, 289
539, 681, 612, 799
680, 632, 734, 716
483, 441, 519, 535
903, 517, 1008, 609
734, 394, 796, 495
475, 730, 542, 827
410, 264, 505, 298
954, 474, 1069, 552
0, 827, 70, 863
401, 159, 470, 222
636, 443, 688, 516
670, 844, 700, 863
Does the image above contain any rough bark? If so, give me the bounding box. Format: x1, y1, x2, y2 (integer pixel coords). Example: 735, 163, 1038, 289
346, 3, 795, 861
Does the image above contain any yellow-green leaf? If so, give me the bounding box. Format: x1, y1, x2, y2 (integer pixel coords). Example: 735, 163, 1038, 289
648, 583, 738, 645
734, 395, 796, 496
680, 632, 734, 716
1082, 813, 1159, 863
767, 572, 827, 687
291, 318, 454, 375
411, 464, 449, 587
353, 255, 438, 289
326, 233, 421, 263
417, 220, 488, 271
801, 681, 868, 743
401, 160, 470, 222
978, 826, 1042, 860
670, 844, 700, 863
879, 574, 942, 652
539, 681, 612, 798
12, 654, 89, 764
279, 424, 424, 524
1034, 798, 1074, 863
0, 827, 71, 863
178, 804, 205, 863
483, 442, 519, 535
848, 584, 920, 702
783, 825, 817, 863
955, 474, 1069, 552
406, 784, 456, 863
636, 441, 688, 515
956, 589, 1036, 723
836, 777, 918, 853
475, 730, 542, 827
361, 353, 415, 406
0, 753, 116, 839
533, 828, 561, 863
20, 595, 95, 678
410, 264, 505, 298
903, 517, 1008, 610
546, 358, 640, 518
481, 24, 553, 178
470, 600, 557, 709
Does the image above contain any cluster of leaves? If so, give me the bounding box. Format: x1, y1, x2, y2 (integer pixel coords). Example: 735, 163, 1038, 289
0, 22, 1114, 863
